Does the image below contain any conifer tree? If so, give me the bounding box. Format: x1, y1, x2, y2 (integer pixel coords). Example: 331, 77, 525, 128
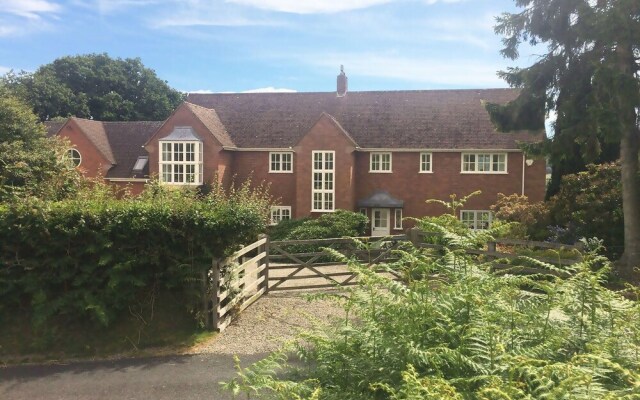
487, 0, 640, 279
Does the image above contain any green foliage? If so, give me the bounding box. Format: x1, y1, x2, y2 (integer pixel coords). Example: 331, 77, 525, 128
549, 163, 626, 259
268, 217, 311, 241
2, 53, 184, 121
491, 193, 551, 241
0, 182, 268, 333
225, 220, 640, 399
285, 210, 368, 240
489, 0, 638, 198
426, 190, 481, 217
0, 89, 81, 202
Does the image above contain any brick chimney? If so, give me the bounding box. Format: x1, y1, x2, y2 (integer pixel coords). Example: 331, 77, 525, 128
337, 65, 348, 97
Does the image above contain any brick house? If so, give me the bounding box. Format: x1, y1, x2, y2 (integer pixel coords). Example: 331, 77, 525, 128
46, 70, 545, 235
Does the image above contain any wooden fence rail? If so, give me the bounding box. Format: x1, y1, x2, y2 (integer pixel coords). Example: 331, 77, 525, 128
208, 234, 269, 332
205, 230, 583, 331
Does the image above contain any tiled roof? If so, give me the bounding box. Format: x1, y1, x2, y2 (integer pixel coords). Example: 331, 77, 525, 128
44, 121, 65, 137
102, 121, 164, 178
184, 102, 235, 147
186, 89, 543, 149
72, 118, 116, 164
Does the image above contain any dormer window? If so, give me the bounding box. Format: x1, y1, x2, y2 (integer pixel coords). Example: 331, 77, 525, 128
159, 127, 203, 185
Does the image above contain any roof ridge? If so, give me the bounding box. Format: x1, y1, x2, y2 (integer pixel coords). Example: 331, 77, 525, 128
187, 88, 517, 97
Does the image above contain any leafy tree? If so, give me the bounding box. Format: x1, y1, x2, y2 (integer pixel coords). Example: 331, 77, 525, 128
0, 86, 80, 201
487, 0, 640, 279
2, 53, 184, 121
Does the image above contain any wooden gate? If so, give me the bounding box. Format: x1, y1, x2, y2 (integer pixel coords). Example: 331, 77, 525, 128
211, 235, 269, 331
267, 235, 406, 291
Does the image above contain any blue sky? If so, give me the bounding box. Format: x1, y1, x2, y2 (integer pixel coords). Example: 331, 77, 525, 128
0, 0, 537, 93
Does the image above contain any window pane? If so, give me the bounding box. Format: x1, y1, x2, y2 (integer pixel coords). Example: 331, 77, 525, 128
162, 164, 172, 183
325, 153, 333, 170
283, 153, 291, 171
325, 173, 333, 190
162, 143, 171, 162
174, 164, 184, 182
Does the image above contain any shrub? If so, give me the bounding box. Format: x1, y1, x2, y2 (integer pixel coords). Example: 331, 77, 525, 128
491, 193, 551, 240
549, 162, 627, 258
268, 217, 311, 241
285, 210, 368, 240
225, 220, 640, 399
0, 181, 269, 330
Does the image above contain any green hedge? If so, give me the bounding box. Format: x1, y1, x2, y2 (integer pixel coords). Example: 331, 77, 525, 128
0, 188, 266, 329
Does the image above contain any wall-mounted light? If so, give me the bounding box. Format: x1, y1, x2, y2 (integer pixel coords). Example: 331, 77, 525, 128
525, 159, 534, 166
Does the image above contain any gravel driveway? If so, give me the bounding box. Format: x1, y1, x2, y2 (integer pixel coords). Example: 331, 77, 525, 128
188, 290, 346, 356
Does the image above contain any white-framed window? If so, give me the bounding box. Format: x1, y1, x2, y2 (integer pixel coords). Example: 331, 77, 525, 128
159, 141, 203, 185
370, 152, 392, 173
312, 151, 335, 212
269, 152, 293, 173
460, 210, 492, 230
461, 153, 507, 173
359, 208, 367, 215
270, 206, 291, 225
394, 209, 403, 230
67, 148, 82, 167
419, 152, 432, 173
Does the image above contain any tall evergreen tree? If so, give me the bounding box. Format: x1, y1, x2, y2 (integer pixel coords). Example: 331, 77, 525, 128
2, 53, 184, 122
487, 0, 640, 279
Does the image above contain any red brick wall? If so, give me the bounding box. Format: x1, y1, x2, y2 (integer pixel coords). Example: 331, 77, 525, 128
58, 120, 111, 179
145, 105, 223, 184
355, 151, 546, 228
293, 115, 356, 218
231, 151, 297, 210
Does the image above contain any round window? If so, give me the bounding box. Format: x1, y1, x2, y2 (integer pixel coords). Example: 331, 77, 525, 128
67, 148, 82, 167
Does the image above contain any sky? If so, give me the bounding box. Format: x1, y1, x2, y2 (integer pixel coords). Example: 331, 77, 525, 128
0, 0, 540, 94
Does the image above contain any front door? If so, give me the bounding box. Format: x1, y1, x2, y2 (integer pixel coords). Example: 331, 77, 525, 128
371, 208, 390, 237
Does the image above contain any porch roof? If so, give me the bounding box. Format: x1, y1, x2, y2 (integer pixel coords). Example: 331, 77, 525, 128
357, 190, 404, 208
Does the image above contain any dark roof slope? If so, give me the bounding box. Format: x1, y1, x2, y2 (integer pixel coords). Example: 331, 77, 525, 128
184, 102, 235, 147
73, 118, 116, 164
102, 121, 164, 178
187, 89, 542, 149
44, 121, 65, 137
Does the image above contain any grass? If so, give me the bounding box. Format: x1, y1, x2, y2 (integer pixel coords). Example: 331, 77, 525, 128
0, 290, 216, 364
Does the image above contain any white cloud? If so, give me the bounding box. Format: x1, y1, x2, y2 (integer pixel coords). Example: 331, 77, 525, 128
227, 0, 394, 14
241, 87, 297, 93
0, 0, 60, 19
0, 0, 60, 36
0, 65, 11, 75
95, 0, 159, 14
228, 0, 468, 13
310, 53, 507, 87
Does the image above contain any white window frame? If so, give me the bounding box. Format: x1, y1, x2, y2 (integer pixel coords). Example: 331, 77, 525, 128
460, 210, 493, 230
67, 148, 82, 167
269, 152, 293, 173
461, 153, 507, 174
394, 209, 403, 230
311, 151, 335, 212
159, 141, 203, 185
369, 152, 392, 173
270, 206, 292, 225
419, 152, 432, 173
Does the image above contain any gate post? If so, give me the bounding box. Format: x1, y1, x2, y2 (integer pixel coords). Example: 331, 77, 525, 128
260, 234, 270, 294
211, 258, 221, 331
409, 227, 421, 247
